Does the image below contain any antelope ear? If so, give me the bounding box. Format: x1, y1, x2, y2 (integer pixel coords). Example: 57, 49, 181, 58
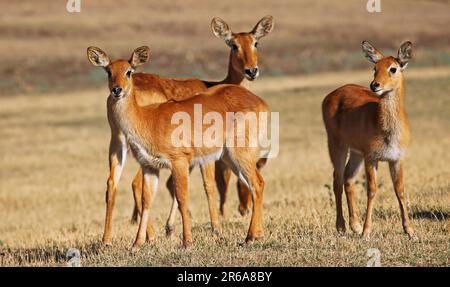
361, 41, 384, 64
211, 17, 233, 44
252, 15, 274, 40
397, 41, 413, 70
87, 46, 110, 67
129, 46, 150, 68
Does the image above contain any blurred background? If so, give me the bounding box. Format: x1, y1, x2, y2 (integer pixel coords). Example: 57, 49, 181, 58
0, 0, 449, 96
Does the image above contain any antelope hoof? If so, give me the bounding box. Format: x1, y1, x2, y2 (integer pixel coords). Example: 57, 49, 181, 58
336, 221, 346, 234
212, 226, 221, 236
245, 232, 263, 244
238, 205, 250, 216
405, 227, 417, 240
130, 216, 139, 225
102, 238, 113, 247
351, 222, 363, 235
243, 237, 258, 246
130, 246, 140, 254
130, 210, 139, 224
241, 241, 253, 247
362, 231, 371, 240
220, 207, 227, 218
182, 239, 193, 249
165, 224, 174, 237
131, 240, 144, 253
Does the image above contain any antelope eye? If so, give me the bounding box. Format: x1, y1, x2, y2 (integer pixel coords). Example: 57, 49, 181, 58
107, 70, 112, 78
232, 44, 239, 51
126, 70, 132, 78
254, 42, 259, 48
390, 67, 397, 74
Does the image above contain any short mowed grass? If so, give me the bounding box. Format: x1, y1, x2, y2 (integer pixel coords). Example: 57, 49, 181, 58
0, 75, 449, 266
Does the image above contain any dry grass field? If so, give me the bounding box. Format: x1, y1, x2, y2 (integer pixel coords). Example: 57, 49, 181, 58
0, 69, 449, 266
0, 0, 449, 267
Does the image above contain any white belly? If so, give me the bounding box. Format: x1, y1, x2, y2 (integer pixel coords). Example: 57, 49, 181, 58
191, 148, 224, 167
128, 136, 171, 169
352, 143, 404, 162
372, 140, 404, 162
379, 143, 403, 161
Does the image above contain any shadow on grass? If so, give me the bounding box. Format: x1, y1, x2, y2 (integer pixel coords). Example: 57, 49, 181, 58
370, 208, 449, 222
0, 241, 104, 266
412, 210, 449, 221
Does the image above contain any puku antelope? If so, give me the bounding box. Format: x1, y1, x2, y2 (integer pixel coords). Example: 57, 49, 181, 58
132, 16, 274, 229
322, 41, 414, 239
88, 46, 269, 250
97, 16, 273, 245
91, 16, 274, 246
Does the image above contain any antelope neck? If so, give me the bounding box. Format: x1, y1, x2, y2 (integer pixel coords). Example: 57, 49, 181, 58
378, 79, 405, 134
220, 51, 250, 88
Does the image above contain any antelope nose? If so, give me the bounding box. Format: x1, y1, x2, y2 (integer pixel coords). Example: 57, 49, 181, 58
245, 68, 259, 79
370, 82, 380, 92
112, 86, 122, 96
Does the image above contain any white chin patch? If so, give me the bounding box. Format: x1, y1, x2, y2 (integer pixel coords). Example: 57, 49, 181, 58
112, 92, 126, 99
246, 73, 259, 81
376, 90, 384, 96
